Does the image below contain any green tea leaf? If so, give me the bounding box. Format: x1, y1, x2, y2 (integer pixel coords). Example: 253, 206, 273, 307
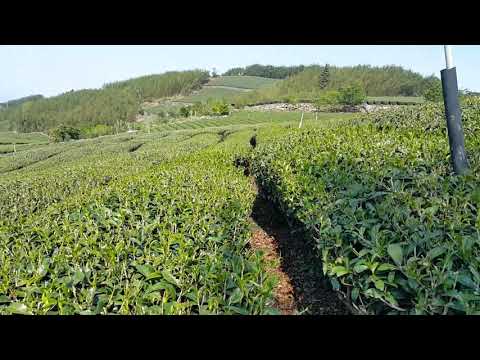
8, 303, 31, 315
351, 287, 359, 302
377, 263, 397, 272
353, 263, 369, 274
374, 279, 385, 291
162, 270, 180, 287
227, 306, 249, 315
135, 264, 156, 278
387, 244, 403, 265
146, 281, 176, 298
332, 266, 349, 277
364, 288, 383, 300
72, 271, 85, 285
427, 246, 447, 260
145, 272, 163, 281
229, 288, 243, 305
457, 274, 477, 289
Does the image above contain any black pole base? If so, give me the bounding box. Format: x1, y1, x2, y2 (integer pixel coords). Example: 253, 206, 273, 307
440, 67, 469, 175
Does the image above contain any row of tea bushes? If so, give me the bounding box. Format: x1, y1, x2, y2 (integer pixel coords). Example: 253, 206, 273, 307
0, 133, 277, 314
248, 104, 480, 314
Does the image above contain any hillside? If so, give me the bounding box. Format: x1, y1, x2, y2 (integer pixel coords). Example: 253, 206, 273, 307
0, 70, 209, 135
0, 66, 433, 137
230, 65, 436, 106
179, 75, 279, 103
0, 94, 44, 108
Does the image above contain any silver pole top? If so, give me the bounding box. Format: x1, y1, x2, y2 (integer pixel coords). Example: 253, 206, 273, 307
444, 45, 454, 69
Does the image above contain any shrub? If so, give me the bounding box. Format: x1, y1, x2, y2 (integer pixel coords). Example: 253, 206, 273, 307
49, 125, 81, 142
338, 84, 367, 106
210, 101, 230, 116
179, 106, 191, 118
423, 78, 444, 103
180, 106, 190, 117
315, 90, 341, 108
190, 102, 209, 117
81, 124, 114, 138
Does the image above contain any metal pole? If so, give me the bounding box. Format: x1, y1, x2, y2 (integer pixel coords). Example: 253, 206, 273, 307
299, 112, 304, 129
444, 45, 453, 69
441, 45, 468, 175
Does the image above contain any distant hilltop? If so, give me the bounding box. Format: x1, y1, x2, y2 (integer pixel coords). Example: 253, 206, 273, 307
0, 94, 44, 108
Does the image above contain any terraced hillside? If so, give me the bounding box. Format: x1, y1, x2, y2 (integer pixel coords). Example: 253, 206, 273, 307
0, 132, 50, 155
147, 110, 354, 132
179, 76, 280, 103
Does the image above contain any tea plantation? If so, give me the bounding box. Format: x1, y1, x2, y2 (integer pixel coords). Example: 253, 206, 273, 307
248, 99, 480, 314
1, 101, 479, 315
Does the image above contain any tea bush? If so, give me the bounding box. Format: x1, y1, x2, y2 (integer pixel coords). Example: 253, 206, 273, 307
0, 130, 277, 315
249, 101, 480, 314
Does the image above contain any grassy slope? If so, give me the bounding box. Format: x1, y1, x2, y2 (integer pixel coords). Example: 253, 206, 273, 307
0, 132, 50, 154
0, 132, 49, 144
179, 76, 281, 104
206, 76, 280, 89
179, 87, 250, 103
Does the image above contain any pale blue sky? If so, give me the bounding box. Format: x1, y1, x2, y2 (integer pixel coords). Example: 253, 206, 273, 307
1, 45, 479, 102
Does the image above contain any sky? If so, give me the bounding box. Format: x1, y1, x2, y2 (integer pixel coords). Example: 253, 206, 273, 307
1, 45, 479, 102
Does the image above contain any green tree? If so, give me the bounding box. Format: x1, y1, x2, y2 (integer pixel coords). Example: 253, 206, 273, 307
49, 125, 81, 142
319, 64, 330, 89
337, 83, 367, 106
422, 78, 444, 102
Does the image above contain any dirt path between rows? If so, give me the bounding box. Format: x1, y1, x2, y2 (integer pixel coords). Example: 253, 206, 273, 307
248, 179, 349, 315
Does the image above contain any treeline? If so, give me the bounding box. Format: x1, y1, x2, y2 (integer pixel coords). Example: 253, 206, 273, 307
1, 88, 139, 133
104, 70, 209, 100
0, 94, 44, 109
0, 70, 209, 135
223, 64, 305, 79
325, 65, 434, 96
231, 65, 439, 105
